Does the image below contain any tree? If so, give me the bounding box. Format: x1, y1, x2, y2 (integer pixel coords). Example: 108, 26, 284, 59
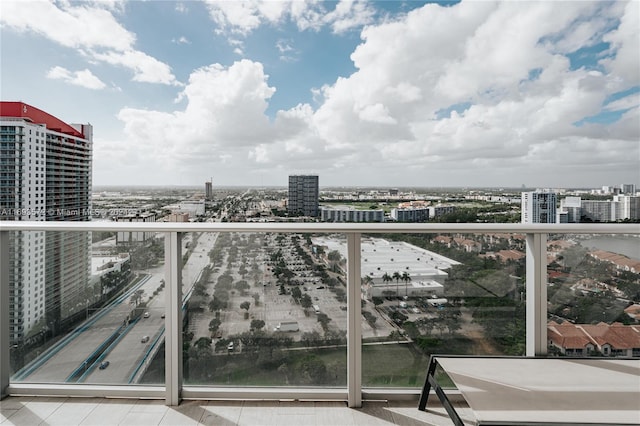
300, 294, 313, 311
194, 337, 212, 351
208, 318, 221, 334
238, 263, 248, 278
240, 301, 251, 312
291, 286, 302, 300
217, 273, 234, 290
235, 280, 250, 295
250, 319, 265, 331
252, 292, 260, 306
209, 296, 227, 312
392, 271, 402, 305
401, 271, 411, 297
317, 313, 332, 331
327, 250, 341, 262
130, 289, 145, 306
382, 272, 397, 297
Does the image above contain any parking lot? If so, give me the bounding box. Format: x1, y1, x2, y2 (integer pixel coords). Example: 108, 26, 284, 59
187, 232, 398, 349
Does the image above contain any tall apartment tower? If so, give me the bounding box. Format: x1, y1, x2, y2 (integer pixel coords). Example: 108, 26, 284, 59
521, 190, 557, 223
205, 179, 213, 200
288, 175, 319, 217
0, 102, 93, 344
620, 184, 636, 195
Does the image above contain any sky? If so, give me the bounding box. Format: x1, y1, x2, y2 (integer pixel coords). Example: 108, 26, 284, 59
1, 0, 639, 189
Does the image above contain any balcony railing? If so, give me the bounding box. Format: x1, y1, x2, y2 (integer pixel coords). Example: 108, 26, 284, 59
1, 221, 639, 407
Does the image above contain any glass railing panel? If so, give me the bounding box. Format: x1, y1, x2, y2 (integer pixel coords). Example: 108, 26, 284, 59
182, 232, 347, 387
10, 230, 166, 386
547, 233, 640, 357
360, 233, 526, 388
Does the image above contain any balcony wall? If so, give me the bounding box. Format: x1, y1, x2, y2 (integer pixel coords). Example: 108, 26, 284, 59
1, 221, 638, 407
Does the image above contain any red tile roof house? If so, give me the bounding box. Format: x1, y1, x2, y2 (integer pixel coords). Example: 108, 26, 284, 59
548, 321, 640, 357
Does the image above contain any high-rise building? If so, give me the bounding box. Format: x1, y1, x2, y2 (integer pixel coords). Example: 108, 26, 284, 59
620, 184, 636, 195
559, 196, 582, 223
1, 101, 93, 344
521, 191, 557, 223
288, 175, 319, 217
205, 179, 213, 200
613, 195, 640, 221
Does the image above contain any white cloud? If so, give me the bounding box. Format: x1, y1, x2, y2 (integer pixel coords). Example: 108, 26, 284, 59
92, 1, 638, 187
322, 0, 376, 34
204, 0, 375, 36
604, 93, 640, 112
175, 2, 188, 13
245, 1, 638, 186
46, 66, 107, 90
602, 0, 640, 88
92, 50, 177, 85
0, 1, 177, 85
117, 60, 276, 172
172, 36, 190, 45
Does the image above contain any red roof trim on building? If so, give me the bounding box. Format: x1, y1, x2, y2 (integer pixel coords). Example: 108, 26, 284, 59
0, 101, 85, 138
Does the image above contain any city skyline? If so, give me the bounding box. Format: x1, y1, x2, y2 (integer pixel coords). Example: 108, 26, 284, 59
1, 1, 638, 188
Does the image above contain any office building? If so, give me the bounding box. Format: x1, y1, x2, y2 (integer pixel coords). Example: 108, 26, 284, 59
1, 101, 92, 343
428, 205, 456, 219
391, 207, 429, 222
581, 200, 615, 222
614, 195, 640, 221
320, 206, 384, 222
116, 212, 156, 243
558, 196, 582, 223
288, 175, 319, 217
205, 180, 213, 200
620, 184, 636, 195
521, 191, 557, 223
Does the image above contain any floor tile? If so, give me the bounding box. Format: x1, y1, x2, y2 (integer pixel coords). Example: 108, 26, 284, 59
2, 397, 64, 426
237, 401, 278, 426
39, 398, 102, 426
199, 401, 243, 426
78, 399, 137, 426
159, 400, 206, 425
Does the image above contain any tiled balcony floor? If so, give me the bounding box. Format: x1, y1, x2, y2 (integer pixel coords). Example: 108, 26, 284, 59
0, 397, 474, 425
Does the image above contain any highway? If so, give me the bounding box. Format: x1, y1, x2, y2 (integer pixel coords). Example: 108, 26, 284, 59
17, 232, 217, 384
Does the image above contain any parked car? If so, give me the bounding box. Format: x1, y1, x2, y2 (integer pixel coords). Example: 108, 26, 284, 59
99, 361, 110, 370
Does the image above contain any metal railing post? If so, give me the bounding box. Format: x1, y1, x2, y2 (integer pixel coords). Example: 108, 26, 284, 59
526, 232, 547, 356
165, 231, 183, 405
0, 231, 9, 399
346, 232, 362, 408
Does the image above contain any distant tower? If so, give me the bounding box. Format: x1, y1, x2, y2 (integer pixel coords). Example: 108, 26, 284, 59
521, 190, 557, 223
205, 179, 213, 200
288, 175, 319, 217
620, 184, 636, 195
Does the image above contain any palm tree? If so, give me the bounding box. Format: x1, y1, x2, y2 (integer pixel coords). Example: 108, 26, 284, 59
392, 271, 402, 305
401, 271, 411, 298
382, 272, 392, 288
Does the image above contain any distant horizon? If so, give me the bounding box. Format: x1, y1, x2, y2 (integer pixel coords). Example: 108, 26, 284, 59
92, 184, 632, 192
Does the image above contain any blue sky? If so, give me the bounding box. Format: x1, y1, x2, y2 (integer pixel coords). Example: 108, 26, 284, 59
1, 0, 638, 188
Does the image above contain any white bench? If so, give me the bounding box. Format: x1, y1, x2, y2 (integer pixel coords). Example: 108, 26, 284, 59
418, 355, 640, 425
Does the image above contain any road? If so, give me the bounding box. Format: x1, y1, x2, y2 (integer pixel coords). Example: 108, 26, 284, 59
20, 232, 217, 384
